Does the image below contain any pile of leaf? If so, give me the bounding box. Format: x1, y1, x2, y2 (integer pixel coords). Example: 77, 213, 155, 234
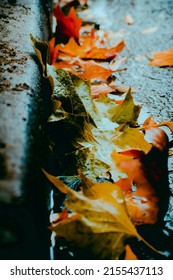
31, 0, 173, 260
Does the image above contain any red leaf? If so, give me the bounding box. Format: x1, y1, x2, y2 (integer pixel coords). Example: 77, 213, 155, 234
54, 5, 82, 40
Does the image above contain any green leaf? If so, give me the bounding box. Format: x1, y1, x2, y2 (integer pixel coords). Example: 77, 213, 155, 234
113, 124, 152, 153
108, 88, 141, 124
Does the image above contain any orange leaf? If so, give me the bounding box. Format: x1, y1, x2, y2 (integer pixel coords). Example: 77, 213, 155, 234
78, 60, 113, 81
51, 57, 113, 81
54, 5, 82, 40
124, 245, 138, 260
119, 150, 144, 159
58, 37, 125, 60
115, 178, 132, 194
58, 37, 92, 58
148, 47, 173, 67
85, 39, 125, 59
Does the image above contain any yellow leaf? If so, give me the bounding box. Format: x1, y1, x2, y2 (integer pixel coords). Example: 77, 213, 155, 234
113, 125, 152, 153
108, 88, 141, 124
47, 171, 160, 259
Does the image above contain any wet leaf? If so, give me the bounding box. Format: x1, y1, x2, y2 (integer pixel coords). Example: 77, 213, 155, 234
148, 48, 173, 67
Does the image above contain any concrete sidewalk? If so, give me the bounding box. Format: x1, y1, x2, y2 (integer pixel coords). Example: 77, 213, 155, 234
0, 0, 52, 259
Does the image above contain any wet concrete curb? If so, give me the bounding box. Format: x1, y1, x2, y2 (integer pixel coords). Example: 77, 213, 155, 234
0, 0, 52, 259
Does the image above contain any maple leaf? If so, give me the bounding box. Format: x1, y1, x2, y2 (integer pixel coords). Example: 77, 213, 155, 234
148, 47, 173, 67
75, 60, 113, 81
97, 87, 141, 125
54, 5, 82, 40
51, 57, 113, 81
113, 124, 152, 153
43, 170, 158, 259
58, 37, 125, 60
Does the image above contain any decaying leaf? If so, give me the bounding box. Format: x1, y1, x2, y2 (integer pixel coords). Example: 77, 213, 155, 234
44, 170, 158, 259
148, 47, 173, 67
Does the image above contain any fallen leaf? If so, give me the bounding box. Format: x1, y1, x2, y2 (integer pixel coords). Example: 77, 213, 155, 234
45, 170, 156, 259
91, 83, 114, 98
148, 48, 173, 67
112, 127, 170, 225
141, 26, 158, 34
77, 60, 113, 81
109, 56, 128, 71
30, 33, 50, 76
108, 88, 141, 124
134, 55, 146, 61
54, 5, 82, 40
108, 81, 137, 93
113, 125, 152, 153
142, 120, 173, 133
124, 14, 134, 25
58, 37, 125, 60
